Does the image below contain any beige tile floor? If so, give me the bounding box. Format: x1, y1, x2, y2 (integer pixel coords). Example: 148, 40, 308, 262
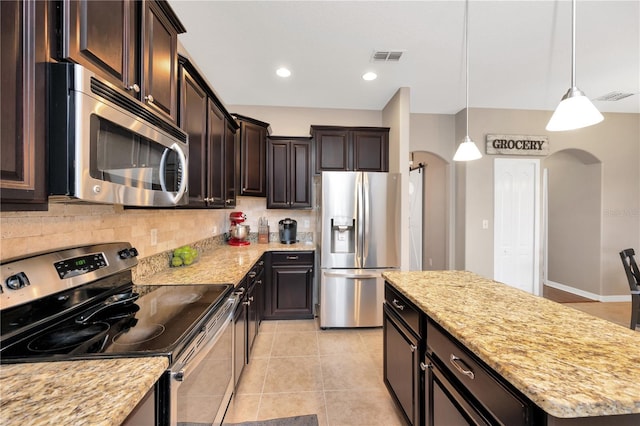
222, 319, 406, 426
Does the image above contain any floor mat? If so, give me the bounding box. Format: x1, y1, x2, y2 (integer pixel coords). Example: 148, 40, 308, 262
224, 414, 319, 426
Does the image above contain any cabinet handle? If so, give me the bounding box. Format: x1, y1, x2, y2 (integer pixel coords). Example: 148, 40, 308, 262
449, 354, 475, 380
410, 344, 417, 353
391, 299, 405, 310
420, 362, 431, 371
243, 301, 250, 306
256, 280, 262, 285
126, 83, 140, 93
248, 296, 254, 302
286, 255, 299, 260
259, 261, 264, 266
226, 199, 234, 204
145, 94, 154, 103
248, 272, 257, 278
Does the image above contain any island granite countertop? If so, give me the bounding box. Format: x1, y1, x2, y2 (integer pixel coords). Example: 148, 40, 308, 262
382, 270, 640, 420
0, 241, 315, 425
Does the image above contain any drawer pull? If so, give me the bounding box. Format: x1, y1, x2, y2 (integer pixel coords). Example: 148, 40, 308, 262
391, 299, 405, 310
286, 255, 299, 260
410, 344, 417, 353
450, 354, 475, 380
420, 362, 431, 371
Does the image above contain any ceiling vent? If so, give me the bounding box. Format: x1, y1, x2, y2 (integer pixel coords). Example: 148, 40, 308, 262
372, 50, 404, 62
593, 91, 635, 101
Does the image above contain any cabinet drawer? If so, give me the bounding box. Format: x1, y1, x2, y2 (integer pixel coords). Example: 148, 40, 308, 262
270, 251, 314, 265
384, 283, 421, 337
427, 319, 531, 426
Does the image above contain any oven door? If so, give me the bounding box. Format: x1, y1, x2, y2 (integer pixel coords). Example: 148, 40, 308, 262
167, 297, 236, 426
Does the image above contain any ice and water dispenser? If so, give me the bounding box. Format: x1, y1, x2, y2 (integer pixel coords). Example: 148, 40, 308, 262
330, 216, 355, 253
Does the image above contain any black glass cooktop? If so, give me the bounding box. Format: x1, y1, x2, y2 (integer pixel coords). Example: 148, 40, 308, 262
0, 283, 233, 363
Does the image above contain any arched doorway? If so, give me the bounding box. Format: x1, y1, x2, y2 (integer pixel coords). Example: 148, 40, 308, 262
410, 151, 450, 270
543, 149, 602, 298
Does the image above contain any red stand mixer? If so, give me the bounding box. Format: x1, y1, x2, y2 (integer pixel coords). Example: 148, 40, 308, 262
228, 212, 250, 246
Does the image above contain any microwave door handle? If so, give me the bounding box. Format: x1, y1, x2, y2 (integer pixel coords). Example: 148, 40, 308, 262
160, 144, 188, 203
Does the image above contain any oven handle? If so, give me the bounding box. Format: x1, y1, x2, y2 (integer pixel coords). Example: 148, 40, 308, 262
159, 143, 188, 203
170, 297, 236, 383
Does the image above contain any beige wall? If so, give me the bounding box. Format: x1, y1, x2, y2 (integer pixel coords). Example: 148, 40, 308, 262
382, 88, 411, 270
545, 150, 602, 295
456, 108, 639, 297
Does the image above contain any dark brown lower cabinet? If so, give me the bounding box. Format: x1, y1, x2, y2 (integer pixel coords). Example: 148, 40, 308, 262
383, 304, 421, 426
264, 252, 314, 320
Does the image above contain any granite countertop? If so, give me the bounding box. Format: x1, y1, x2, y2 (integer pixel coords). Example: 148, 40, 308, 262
382, 270, 640, 419
134, 241, 316, 286
0, 241, 315, 425
0, 357, 168, 426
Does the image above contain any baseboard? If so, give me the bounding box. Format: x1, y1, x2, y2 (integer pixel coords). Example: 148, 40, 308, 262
545, 280, 631, 302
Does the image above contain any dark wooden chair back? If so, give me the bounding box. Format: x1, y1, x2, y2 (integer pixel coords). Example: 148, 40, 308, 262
619, 248, 640, 329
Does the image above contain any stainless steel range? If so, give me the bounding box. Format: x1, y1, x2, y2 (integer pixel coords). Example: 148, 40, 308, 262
0, 242, 237, 426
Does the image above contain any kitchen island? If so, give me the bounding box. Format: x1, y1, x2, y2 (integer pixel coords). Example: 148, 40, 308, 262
0, 240, 315, 425
383, 270, 640, 424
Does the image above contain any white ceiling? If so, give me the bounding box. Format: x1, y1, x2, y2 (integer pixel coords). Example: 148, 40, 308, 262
168, 0, 640, 115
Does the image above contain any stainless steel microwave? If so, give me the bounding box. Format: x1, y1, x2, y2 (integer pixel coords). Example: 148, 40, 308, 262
47, 63, 188, 207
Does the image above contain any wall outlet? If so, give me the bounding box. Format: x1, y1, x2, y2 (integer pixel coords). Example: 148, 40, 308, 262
482, 219, 489, 229
303, 219, 310, 229
150, 228, 158, 246
212, 226, 217, 235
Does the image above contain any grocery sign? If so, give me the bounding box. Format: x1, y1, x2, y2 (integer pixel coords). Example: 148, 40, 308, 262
485, 134, 549, 156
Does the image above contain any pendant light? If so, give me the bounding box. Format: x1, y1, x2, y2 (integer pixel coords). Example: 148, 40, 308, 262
454, 0, 482, 162
546, 0, 603, 131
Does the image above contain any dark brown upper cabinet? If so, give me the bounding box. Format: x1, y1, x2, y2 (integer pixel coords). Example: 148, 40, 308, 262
234, 114, 270, 197
1, 0, 48, 210
267, 137, 312, 209
59, 0, 185, 123
311, 125, 389, 174
178, 56, 239, 209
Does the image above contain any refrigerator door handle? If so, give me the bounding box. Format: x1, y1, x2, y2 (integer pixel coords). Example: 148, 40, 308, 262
323, 271, 380, 279
362, 173, 370, 265
356, 173, 364, 268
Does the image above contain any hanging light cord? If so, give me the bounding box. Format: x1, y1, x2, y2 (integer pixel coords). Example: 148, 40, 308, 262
465, 0, 470, 136
570, 0, 576, 89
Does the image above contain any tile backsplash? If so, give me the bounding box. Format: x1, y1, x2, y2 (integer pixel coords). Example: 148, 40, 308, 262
0, 197, 316, 261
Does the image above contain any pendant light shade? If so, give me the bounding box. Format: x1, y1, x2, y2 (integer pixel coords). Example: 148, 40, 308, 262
454, 135, 482, 161
546, 0, 603, 131
454, 0, 481, 162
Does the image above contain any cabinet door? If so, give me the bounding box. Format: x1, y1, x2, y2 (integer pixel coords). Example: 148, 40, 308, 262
179, 67, 208, 207
143, 0, 178, 122
266, 139, 290, 209
240, 121, 267, 197
383, 306, 420, 426
1, 0, 47, 210
224, 120, 237, 207
289, 140, 312, 208
207, 100, 225, 208
314, 128, 350, 174
61, 0, 137, 93
246, 283, 258, 360
353, 129, 389, 172
267, 265, 314, 319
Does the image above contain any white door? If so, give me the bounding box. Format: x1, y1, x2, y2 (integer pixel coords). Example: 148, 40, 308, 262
494, 159, 540, 294
409, 167, 423, 270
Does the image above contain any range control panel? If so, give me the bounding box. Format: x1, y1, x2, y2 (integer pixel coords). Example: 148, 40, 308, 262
1, 242, 138, 310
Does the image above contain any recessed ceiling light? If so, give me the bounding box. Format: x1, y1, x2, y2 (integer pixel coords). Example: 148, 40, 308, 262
276, 67, 291, 78
362, 72, 377, 81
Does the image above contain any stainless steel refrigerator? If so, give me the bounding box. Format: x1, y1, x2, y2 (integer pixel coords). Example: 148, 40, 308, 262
318, 171, 400, 328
